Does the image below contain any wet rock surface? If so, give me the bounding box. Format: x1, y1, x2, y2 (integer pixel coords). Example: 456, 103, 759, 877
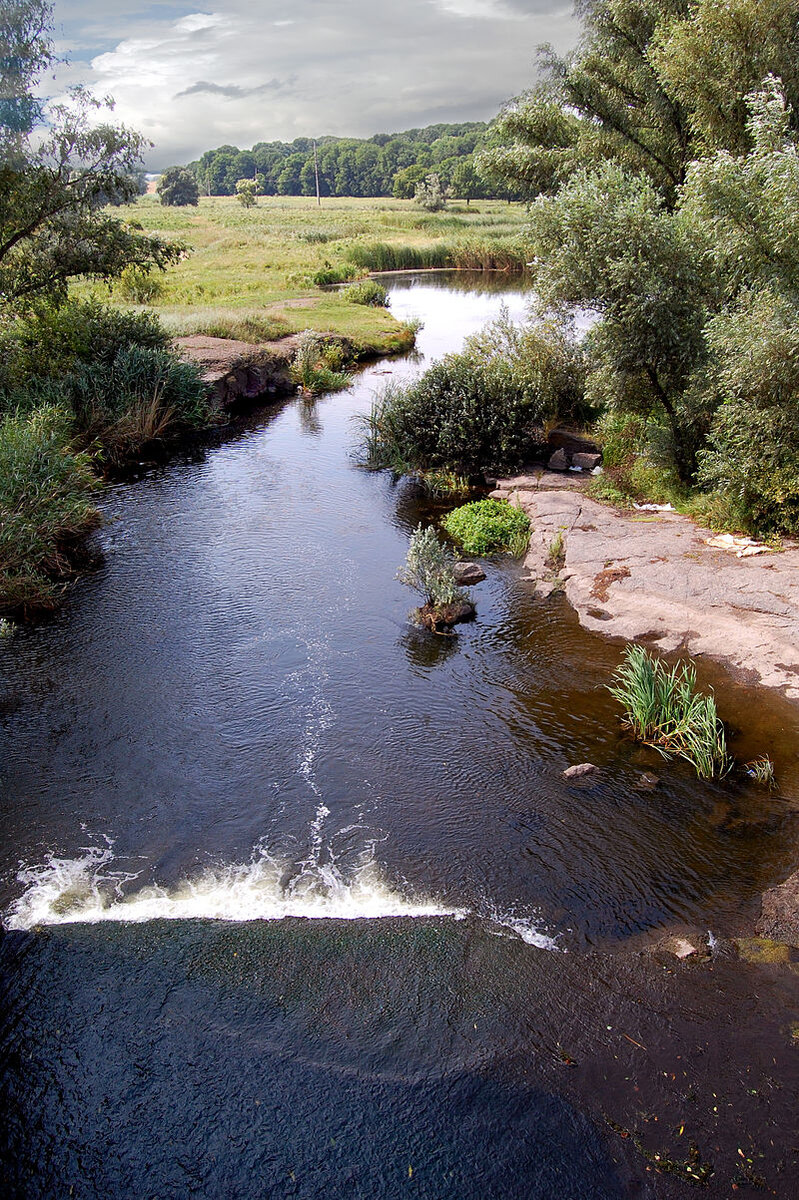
415, 599, 476, 631
454, 561, 487, 586
491, 470, 799, 701
756, 870, 799, 946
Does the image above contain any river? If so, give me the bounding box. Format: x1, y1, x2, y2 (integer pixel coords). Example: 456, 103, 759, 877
2, 272, 798, 1197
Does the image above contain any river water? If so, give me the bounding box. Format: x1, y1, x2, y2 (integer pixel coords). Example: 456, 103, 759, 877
2, 273, 799, 1197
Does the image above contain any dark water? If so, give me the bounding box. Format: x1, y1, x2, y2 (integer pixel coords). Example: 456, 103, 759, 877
2, 272, 799, 1197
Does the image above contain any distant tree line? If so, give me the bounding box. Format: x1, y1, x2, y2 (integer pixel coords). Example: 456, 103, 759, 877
184, 124, 521, 200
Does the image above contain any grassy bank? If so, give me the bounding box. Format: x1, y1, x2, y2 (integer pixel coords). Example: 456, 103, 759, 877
85, 196, 529, 353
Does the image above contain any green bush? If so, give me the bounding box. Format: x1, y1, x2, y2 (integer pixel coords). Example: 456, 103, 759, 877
0, 406, 100, 614
442, 497, 531, 557
61, 345, 212, 459
608, 645, 729, 780
116, 266, 164, 304
0, 299, 172, 403
360, 311, 585, 477
397, 525, 465, 607
345, 280, 389, 307
698, 288, 799, 535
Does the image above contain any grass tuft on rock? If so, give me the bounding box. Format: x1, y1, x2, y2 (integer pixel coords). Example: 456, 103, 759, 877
608, 645, 729, 780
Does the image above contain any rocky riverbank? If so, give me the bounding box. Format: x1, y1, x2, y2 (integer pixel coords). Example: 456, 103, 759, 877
490, 470, 799, 702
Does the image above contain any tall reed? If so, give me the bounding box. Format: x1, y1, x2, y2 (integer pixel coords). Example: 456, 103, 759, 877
608, 645, 729, 780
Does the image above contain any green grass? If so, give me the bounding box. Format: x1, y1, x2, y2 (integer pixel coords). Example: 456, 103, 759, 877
442, 498, 531, 558
0, 406, 101, 615
608, 645, 730, 780
77, 195, 530, 356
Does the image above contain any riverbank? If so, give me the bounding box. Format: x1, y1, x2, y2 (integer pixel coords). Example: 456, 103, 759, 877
491, 470, 799, 702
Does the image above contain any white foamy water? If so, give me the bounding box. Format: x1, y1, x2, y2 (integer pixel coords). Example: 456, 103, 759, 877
5, 844, 464, 930
4, 840, 559, 951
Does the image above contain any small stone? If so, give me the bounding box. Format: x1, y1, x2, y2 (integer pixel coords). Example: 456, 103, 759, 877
548, 448, 569, 472
660, 936, 701, 959
562, 762, 597, 779
572, 452, 602, 471
454, 562, 487, 586
634, 772, 660, 791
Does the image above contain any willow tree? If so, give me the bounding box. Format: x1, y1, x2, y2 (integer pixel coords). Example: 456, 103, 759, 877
0, 1, 181, 309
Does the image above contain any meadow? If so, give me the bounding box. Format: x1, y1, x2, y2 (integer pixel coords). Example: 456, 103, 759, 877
101, 195, 530, 353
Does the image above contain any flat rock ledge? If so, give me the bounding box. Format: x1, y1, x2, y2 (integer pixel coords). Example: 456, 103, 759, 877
176, 334, 301, 409
489, 470, 799, 701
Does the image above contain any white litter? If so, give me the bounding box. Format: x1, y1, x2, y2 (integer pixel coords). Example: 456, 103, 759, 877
633, 502, 675, 512
705, 533, 768, 557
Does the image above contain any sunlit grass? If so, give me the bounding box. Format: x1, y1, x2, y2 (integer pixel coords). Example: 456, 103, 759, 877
79, 195, 530, 354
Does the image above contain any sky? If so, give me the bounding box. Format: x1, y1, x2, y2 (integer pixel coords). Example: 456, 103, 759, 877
50, 1, 579, 168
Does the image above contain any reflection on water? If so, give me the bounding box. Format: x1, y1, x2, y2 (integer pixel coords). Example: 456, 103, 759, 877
1, 272, 799, 1198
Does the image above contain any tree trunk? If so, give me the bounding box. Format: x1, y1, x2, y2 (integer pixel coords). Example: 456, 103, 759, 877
645, 366, 695, 484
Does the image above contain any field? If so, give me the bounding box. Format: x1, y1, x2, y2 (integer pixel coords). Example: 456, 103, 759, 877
97, 195, 530, 354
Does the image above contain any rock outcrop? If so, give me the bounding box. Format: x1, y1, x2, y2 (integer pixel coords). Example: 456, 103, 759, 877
176, 335, 299, 410
490, 470, 799, 700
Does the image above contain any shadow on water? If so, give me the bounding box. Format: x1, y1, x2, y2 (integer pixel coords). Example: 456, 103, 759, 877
1, 273, 799, 1197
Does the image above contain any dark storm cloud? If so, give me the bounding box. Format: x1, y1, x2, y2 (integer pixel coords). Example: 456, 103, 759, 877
50, 1, 579, 167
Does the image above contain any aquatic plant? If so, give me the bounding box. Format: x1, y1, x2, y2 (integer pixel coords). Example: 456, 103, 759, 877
397, 525, 465, 608
608, 645, 729, 780
745, 756, 777, 787
290, 331, 352, 395
442, 498, 531, 558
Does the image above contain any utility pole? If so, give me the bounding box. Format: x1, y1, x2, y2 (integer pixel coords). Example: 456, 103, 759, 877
313, 139, 321, 207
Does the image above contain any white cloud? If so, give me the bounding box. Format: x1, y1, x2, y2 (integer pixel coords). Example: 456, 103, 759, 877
50, 0, 578, 166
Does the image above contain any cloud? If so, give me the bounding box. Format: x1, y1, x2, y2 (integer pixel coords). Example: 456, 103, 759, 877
50, 1, 578, 167
175, 78, 293, 99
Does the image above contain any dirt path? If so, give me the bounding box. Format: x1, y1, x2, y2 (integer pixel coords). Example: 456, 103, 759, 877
491, 471, 799, 701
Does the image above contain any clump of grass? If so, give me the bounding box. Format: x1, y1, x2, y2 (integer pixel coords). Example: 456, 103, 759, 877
745, 756, 777, 787
397, 524, 465, 607
312, 265, 358, 287
345, 280, 389, 307
63, 345, 213, 461
0, 617, 15, 637
297, 228, 339, 244
419, 468, 471, 498
547, 528, 565, 569
290, 331, 352, 395
442, 498, 531, 558
608, 645, 730, 780
0, 406, 101, 615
